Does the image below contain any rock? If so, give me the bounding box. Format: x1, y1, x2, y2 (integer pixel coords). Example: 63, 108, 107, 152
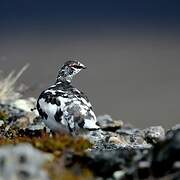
85, 126, 151, 151
108, 136, 123, 144
1, 100, 180, 180
24, 120, 46, 137
0, 143, 52, 180
173, 161, 180, 173
166, 124, 180, 137
97, 115, 123, 131
65, 147, 140, 178
151, 129, 180, 177
170, 124, 180, 131
84, 129, 107, 145
85, 128, 180, 179
143, 126, 165, 144
172, 172, 180, 180
116, 128, 147, 146
11, 97, 38, 114
0, 103, 25, 118
137, 161, 151, 179
113, 170, 126, 180
27, 122, 46, 131
2, 113, 45, 136
15, 113, 44, 130
15, 116, 30, 129
0, 120, 4, 127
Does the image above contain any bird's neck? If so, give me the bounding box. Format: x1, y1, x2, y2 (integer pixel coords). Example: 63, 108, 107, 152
56, 75, 72, 84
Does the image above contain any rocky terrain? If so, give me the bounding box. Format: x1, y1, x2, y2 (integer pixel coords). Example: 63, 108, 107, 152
0, 100, 179, 180
0, 67, 179, 180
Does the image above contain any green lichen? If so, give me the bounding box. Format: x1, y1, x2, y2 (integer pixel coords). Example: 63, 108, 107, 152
0, 111, 8, 121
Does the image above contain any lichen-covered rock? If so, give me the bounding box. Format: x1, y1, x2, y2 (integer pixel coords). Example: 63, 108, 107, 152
97, 114, 123, 131
64, 146, 148, 178
151, 129, 180, 177
0, 103, 25, 119
116, 128, 147, 146
0, 102, 46, 137
0, 120, 4, 127
84, 127, 151, 151
1, 100, 180, 180
83, 129, 107, 145
11, 97, 38, 114
0, 143, 52, 180
143, 126, 165, 144
166, 124, 180, 137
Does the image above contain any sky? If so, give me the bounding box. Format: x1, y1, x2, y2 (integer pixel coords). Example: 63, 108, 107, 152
0, 0, 180, 33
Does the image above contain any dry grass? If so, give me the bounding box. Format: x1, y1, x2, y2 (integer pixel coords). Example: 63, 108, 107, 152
0, 64, 29, 103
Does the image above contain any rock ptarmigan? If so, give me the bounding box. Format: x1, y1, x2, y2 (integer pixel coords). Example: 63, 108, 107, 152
37, 60, 99, 135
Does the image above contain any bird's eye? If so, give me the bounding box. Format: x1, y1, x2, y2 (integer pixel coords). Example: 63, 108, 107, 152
72, 65, 82, 69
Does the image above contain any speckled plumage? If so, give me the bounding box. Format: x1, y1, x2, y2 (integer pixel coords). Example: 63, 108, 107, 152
37, 60, 99, 135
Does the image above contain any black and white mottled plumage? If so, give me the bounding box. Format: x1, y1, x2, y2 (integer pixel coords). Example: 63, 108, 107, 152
37, 60, 99, 135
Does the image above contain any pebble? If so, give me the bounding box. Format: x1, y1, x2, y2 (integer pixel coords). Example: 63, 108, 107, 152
113, 170, 126, 180
143, 126, 165, 144
97, 114, 123, 131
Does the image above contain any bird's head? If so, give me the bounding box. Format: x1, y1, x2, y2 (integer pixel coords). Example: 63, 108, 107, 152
56, 60, 87, 83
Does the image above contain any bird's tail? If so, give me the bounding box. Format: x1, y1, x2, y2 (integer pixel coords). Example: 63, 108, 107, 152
83, 119, 100, 130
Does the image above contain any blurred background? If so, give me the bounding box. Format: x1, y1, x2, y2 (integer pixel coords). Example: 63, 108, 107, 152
0, 0, 180, 128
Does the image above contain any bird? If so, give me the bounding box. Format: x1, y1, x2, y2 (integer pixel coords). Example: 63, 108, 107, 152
37, 60, 100, 135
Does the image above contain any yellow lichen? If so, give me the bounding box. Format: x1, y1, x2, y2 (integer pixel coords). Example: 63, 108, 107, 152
0, 132, 92, 157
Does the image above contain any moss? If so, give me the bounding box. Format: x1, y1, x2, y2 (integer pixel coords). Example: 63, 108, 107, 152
0, 111, 8, 121
48, 167, 93, 180
45, 158, 94, 180
0, 125, 93, 179
0, 129, 92, 157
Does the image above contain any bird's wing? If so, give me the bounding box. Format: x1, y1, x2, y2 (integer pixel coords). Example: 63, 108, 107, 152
71, 88, 93, 109
62, 98, 99, 133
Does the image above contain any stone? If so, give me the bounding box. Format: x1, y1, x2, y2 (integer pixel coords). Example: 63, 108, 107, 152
116, 128, 147, 146
11, 97, 38, 114
113, 170, 126, 180
84, 129, 107, 144
0, 103, 25, 118
151, 129, 180, 177
97, 115, 123, 131
108, 136, 123, 144
137, 161, 151, 179
0, 120, 4, 127
173, 161, 180, 171
143, 126, 165, 144
65, 147, 139, 178
0, 143, 52, 180
170, 124, 180, 131
166, 124, 180, 137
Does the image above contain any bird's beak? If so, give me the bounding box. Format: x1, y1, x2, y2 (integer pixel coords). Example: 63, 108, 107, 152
82, 65, 87, 69
80, 63, 87, 69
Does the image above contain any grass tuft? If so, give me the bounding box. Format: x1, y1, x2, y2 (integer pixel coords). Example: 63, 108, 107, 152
0, 64, 29, 103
